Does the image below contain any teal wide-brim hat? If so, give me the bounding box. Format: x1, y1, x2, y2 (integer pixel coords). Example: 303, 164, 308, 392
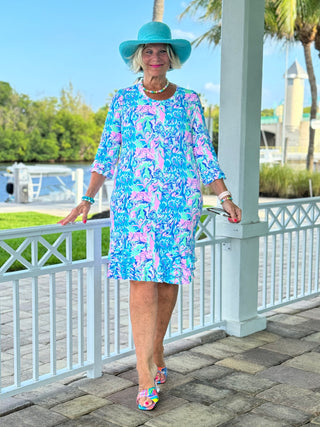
119, 21, 192, 66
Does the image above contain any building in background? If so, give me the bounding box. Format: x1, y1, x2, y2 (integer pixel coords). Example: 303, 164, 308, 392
261, 60, 320, 167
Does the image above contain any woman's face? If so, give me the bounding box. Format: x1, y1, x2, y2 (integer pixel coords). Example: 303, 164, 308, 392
141, 43, 170, 78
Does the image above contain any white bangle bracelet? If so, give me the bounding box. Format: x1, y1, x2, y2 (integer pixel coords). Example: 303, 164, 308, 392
218, 191, 231, 201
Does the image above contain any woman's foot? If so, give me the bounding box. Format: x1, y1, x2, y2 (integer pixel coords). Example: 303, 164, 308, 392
155, 366, 167, 384
137, 364, 159, 410
136, 385, 159, 410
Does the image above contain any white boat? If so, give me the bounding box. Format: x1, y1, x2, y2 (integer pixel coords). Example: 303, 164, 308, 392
4, 162, 74, 203
260, 149, 282, 165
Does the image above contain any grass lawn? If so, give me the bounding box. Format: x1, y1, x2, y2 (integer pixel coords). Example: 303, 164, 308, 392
0, 212, 110, 272
0, 211, 63, 229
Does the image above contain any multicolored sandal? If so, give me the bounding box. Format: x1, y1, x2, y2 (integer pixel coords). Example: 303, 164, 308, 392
155, 367, 167, 384
136, 385, 159, 411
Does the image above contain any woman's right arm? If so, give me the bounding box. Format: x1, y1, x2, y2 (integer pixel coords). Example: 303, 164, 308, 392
58, 172, 106, 225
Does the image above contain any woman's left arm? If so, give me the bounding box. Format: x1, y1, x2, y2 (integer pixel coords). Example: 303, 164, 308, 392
190, 93, 241, 223
208, 178, 242, 223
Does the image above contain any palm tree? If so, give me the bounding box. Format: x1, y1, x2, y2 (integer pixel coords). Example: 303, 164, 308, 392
315, 23, 320, 56
153, 0, 165, 21
265, 0, 320, 170
180, 0, 320, 170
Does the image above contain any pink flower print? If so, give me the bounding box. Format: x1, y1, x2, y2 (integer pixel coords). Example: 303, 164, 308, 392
187, 178, 199, 189
154, 194, 160, 211
185, 92, 196, 102
158, 107, 165, 123
178, 219, 193, 230
154, 252, 160, 269
131, 192, 151, 202
136, 122, 143, 131
135, 148, 155, 160
206, 150, 214, 160
129, 210, 137, 219
109, 131, 121, 142
135, 251, 148, 265
138, 232, 148, 243
184, 130, 192, 139
193, 145, 205, 156
137, 104, 156, 115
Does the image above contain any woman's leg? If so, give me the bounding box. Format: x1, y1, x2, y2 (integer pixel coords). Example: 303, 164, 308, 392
130, 280, 158, 393
153, 282, 179, 369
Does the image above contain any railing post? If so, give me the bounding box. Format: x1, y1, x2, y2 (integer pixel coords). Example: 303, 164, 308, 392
86, 226, 102, 378
74, 168, 84, 205
218, 0, 267, 336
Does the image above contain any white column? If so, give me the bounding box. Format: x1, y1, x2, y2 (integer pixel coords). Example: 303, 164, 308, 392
218, 0, 267, 336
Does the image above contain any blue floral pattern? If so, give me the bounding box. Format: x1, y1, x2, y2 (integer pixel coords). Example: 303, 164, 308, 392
91, 83, 225, 285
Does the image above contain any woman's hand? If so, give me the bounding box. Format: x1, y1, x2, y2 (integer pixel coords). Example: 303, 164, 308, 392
221, 199, 242, 223
58, 201, 91, 225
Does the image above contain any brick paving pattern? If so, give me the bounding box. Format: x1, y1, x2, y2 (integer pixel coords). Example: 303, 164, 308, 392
1, 297, 320, 426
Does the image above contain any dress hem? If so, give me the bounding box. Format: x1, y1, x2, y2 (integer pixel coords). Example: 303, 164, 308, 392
106, 270, 193, 286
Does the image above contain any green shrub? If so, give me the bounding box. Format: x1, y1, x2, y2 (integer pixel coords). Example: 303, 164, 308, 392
259, 164, 320, 198
291, 170, 312, 198
259, 164, 294, 198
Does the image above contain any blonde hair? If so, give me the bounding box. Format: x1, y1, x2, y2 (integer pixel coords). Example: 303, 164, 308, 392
130, 44, 181, 73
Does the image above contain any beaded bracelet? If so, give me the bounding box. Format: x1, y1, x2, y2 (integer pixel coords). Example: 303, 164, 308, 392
82, 196, 95, 204
218, 190, 231, 201
220, 196, 233, 204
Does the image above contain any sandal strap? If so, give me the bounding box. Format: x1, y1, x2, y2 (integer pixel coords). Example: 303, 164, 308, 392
136, 386, 159, 403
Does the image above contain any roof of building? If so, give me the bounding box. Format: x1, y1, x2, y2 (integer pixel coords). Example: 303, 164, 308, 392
286, 59, 308, 79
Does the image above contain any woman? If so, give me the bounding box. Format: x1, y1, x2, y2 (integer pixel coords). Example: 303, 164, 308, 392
59, 21, 241, 411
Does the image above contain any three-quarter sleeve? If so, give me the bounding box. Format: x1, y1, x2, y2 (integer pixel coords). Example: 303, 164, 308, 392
191, 94, 225, 185
91, 92, 122, 179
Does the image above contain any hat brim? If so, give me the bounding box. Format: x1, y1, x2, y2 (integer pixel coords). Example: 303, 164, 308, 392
119, 39, 191, 66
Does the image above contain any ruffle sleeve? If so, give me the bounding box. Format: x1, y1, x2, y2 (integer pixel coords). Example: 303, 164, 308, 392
191, 94, 225, 185
91, 92, 122, 179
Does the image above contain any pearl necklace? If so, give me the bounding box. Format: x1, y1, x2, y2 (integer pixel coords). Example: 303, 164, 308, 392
142, 80, 170, 94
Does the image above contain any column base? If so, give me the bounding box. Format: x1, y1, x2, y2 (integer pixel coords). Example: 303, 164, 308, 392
224, 315, 266, 337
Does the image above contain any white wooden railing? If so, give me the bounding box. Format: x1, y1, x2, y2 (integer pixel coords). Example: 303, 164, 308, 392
1, 197, 320, 398
0, 212, 227, 397
258, 197, 320, 312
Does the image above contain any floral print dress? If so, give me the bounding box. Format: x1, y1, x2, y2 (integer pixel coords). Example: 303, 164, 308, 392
91, 82, 225, 285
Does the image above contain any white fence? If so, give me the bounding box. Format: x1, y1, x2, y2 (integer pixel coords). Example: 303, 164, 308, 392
0, 212, 227, 397
1, 197, 320, 398
258, 197, 320, 312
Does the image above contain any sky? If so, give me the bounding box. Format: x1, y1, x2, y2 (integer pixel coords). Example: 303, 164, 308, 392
1, 0, 320, 112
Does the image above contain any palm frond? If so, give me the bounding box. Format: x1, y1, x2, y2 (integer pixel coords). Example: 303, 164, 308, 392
179, 0, 221, 22
297, 0, 320, 23
178, 0, 211, 19
191, 24, 221, 47
273, 0, 297, 37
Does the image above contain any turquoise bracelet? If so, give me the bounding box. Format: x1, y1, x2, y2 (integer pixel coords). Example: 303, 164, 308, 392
82, 196, 95, 204
220, 196, 233, 204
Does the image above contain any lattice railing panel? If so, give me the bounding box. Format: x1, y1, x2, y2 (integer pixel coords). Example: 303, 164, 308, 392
260, 198, 320, 233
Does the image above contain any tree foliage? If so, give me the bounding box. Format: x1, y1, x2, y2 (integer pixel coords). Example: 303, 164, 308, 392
0, 82, 109, 162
